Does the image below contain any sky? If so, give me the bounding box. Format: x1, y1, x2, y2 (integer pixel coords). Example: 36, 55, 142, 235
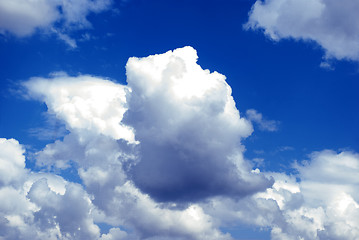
0, 0, 359, 239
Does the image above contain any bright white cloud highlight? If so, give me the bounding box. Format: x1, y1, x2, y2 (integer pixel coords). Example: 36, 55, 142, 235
24, 73, 136, 144
246, 0, 359, 62
0, 0, 112, 47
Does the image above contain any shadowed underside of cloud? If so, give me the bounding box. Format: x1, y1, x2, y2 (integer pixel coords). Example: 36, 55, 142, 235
0, 0, 112, 47
246, 0, 359, 63
1, 46, 359, 239
124, 47, 272, 202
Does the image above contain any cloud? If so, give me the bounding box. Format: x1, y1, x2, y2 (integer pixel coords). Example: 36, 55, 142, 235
0, 0, 112, 47
0, 138, 27, 187
23, 73, 136, 144
4, 46, 359, 239
0, 138, 101, 240
125, 47, 272, 202
205, 150, 359, 239
245, 0, 359, 62
246, 109, 279, 132
17, 46, 272, 239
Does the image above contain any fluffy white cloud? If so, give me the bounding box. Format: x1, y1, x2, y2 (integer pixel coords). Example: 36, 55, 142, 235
0, 138, 27, 187
0, 0, 112, 47
125, 46, 271, 202
24, 73, 136, 144
4, 46, 359, 239
205, 150, 359, 240
20, 46, 270, 239
0, 138, 102, 240
246, 0, 359, 62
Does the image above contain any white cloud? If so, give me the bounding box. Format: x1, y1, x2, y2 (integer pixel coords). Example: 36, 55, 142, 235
4, 46, 359, 239
205, 150, 359, 240
24, 73, 136, 144
18, 46, 271, 239
245, 0, 359, 62
0, 138, 27, 187
0, 138, 101, 240
246, 109, 279, 132
124, 47, 272, 202
0, 0, 112, 47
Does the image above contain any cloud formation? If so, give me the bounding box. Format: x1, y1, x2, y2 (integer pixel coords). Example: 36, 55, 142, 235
0, 138, 100, 240
205, 150, 359, 239
245, 0, 359, 62
0, 0, 112, 47
2, 46, 359, 239
16, 46, 271, 239
125, 47, 271, 202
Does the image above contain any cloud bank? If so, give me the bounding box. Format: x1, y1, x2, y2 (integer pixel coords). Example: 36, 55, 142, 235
0, 0, 112, 47
246, 0, 359, 62
1, 46, 359, 239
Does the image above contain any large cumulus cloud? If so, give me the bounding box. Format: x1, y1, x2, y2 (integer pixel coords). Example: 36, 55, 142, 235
15, 46, 270, 239
245, 0, 359, 62
125, 46, 272, 202
2, 46, 359, 239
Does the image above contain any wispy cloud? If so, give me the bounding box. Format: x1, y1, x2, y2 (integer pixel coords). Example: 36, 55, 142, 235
246, 109, 279, 132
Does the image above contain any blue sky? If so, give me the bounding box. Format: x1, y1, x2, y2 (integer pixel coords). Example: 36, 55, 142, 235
1, 0, 359, 239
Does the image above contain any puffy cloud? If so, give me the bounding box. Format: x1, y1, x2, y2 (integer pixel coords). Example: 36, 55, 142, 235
245, 0, 359, 62
24, 47, 271, 203
125, 46, 271, 202
205, 150, 359, 240
246, 109, 279, 132
0, 138, 101, 240
6, 46, 359, 239
0, 138, 27, 187
19, 46, 270, 239
0, 0, 112, 47
24, 73, 136, 144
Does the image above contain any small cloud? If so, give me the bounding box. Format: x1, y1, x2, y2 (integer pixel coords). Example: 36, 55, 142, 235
54, 30, 77, 48
246, 109, 279, 132
320, 61, 335, 70
277, 146, 295, 152
252, 158, 265, 167
253, 149, 265, 155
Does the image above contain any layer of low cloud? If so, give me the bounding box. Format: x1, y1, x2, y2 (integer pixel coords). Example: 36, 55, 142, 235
1, 46, 359, 239
245, 0, 359, 62
0, 0, 112, 47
